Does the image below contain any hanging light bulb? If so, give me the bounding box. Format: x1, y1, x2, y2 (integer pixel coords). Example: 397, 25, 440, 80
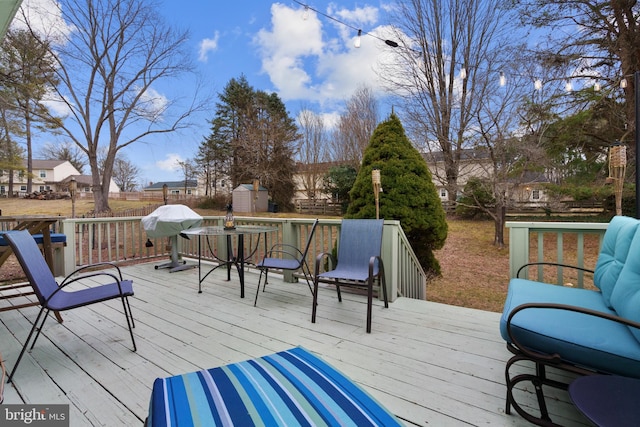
594, 82, 601, 91
354, 29, 362, 48
302, 6, 309, 20
620, 78, 628, 89
534, 79, 542, 90
459, 68, 467, 80
499, 71, 506, 86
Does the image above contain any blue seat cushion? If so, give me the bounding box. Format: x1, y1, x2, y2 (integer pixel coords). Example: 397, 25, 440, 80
501, 278, 640, 378
0, 233, 66, 246
147, 346, 402, 427
593, 215, 640, 307
609, 226, 640, 342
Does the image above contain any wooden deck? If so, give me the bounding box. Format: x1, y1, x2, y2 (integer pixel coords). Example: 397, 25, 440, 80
0, 261, 591, 426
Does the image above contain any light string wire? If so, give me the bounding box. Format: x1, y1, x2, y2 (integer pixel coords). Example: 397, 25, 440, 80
290, 0, 630, 92
291, 0, 400, 47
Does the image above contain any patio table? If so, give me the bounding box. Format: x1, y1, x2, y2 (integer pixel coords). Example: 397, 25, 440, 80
569, 375, 640, 426
181, 225, 278, 298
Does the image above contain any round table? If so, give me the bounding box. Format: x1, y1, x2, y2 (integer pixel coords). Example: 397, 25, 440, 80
569, 375, 640, 427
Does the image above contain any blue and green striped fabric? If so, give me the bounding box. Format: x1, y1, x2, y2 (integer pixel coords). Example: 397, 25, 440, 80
148, 346, 402, 426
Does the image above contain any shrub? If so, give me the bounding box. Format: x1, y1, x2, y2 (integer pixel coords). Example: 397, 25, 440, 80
346, 114, 448, 276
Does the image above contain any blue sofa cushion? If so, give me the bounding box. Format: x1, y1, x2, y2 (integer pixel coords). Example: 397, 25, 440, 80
501, 278, 640, 378
0, 232, 67, 246
593, 215, 640, 308
609, 228, 640, 343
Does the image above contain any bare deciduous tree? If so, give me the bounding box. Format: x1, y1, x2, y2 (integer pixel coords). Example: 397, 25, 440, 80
39, 140, 87, 173
330, 86, 379, 169
383, 0, 515, 202
112, 155, 140, 192
297, 108, 329, 199
21, 0, 205, 212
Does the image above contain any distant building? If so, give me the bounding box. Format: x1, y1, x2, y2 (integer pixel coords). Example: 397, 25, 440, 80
143, 180, 199, 196
0, 159, 119, 196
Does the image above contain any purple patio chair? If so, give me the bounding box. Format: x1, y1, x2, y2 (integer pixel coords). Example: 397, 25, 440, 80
4, 229, 136, 383
312, 219, 388, 333
254, 219, 319, 306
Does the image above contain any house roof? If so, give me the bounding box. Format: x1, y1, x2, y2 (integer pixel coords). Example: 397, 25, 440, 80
144, 180, 198, 190
31, 159, 69, 169
422, 148, 491, 163
235, 184, 268, 191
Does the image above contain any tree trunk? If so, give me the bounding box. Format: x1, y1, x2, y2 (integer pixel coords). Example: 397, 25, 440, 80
494, 203, 506, 248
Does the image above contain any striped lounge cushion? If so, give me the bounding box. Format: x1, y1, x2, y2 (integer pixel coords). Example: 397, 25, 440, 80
147, 346, 402, 426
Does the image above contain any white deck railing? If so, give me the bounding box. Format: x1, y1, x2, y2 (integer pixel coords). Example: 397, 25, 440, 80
59, 217, 426, 301
506, 221, 608, 287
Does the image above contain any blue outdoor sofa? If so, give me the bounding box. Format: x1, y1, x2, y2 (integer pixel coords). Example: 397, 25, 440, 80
500, 215, 640, 426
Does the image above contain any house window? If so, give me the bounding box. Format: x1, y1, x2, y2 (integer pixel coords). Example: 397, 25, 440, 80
187, 189, 192, 195
440, 188, 447, 198
171, 190, 180, 195
532, 189, 540, 200
39, 170, 46, 178
0, 186, 5, 193
84, 186, 91, 192
18, 171, 24, 179
39, 186, 45, 192
20, 185, 27, 192
0, 170, 4, 177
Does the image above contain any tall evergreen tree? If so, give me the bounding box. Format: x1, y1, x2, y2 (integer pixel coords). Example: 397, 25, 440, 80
207, 75, 298, 210
1, 29, 60, 193
347, 114, 448, 277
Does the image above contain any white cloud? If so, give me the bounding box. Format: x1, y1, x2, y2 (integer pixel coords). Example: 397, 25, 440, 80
254, 3, 395, 106
198, 31, 220, 62
136, 87, 169, 121
13, 0, 73, 43
40, 87, 72, 117
156, 154, 183, 172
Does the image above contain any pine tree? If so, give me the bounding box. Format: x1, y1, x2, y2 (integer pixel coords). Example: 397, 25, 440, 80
346, 114, 448, 276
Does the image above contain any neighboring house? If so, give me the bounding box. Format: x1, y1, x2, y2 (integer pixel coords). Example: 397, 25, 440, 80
61, 174, 120, 194
293, 161, 343, 201
422, 149, 550, 207
0, 159, 120, 196
143, 180, 199, 196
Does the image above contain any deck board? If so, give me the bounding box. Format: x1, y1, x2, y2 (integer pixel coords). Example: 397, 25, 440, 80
0, 262, 591, 426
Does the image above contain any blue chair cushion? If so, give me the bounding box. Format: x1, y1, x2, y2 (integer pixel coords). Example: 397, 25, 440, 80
501, 278, 640, 378
0, 233, 66, 246
609, 228, 640, 343
593, 216, 640, 307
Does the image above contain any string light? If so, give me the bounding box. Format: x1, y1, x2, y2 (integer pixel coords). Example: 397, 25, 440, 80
291, 0, 632, 94
354, 29, 362, 48
534, 79, 543, 90
292, 0, 403, 49
499, 71, 506, 86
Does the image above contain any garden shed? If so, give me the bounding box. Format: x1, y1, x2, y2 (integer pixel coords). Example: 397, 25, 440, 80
232, 184, 268, 213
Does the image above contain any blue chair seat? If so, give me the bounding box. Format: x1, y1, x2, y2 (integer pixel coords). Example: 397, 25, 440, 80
257, 258, 301, 271
48, 280, 134, 311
